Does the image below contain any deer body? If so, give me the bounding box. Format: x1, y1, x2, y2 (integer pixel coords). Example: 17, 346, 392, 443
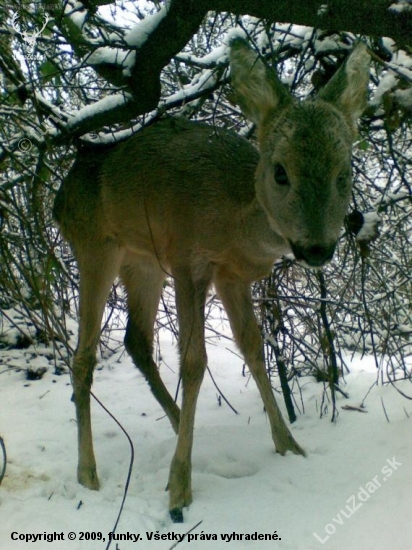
103, 119, 287, 277
54, 39, 370, 522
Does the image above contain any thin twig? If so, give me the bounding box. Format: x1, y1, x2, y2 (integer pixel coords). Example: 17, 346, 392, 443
168, 520, 203, 550
0, 436, 7, 485
380, 396, 390, 423
207, 367, 238, 415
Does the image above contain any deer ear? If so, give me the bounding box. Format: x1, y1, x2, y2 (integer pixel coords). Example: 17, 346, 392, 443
229, 38, 291, 127
319, 43, 370, 133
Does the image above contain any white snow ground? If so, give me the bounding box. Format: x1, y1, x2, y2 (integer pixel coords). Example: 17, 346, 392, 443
1, 313, 411, 550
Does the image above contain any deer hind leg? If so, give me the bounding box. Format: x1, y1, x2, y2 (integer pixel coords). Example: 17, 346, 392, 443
73, 239, 124, 490
168, 264, 211, 522
214, 274, 305, 457
120, 252, 180, 433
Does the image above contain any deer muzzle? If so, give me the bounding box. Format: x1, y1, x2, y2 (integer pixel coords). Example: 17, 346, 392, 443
289, 241, 337, 268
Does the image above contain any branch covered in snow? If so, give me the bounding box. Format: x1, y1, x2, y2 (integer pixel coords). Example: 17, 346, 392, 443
40, 0, 412, 137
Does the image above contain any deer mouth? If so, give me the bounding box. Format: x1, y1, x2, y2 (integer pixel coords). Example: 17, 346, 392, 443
289, 241, 336, 268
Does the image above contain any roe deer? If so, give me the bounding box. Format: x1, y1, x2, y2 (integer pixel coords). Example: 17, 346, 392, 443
53, 38, 370, 522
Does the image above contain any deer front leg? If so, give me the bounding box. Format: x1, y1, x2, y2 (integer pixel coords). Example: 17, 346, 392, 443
167, 267, 210, 522
248, 353, 305, 456
215, 275, 305, 456
168, 364, 205, 522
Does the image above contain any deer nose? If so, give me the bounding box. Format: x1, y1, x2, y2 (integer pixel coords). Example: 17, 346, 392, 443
290, 242, 336, 268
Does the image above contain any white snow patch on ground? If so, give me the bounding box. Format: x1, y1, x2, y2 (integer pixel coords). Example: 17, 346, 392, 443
1, 322, 411, 550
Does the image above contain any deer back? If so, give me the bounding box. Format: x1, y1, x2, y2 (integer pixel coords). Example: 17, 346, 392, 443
54, 118, 289, 281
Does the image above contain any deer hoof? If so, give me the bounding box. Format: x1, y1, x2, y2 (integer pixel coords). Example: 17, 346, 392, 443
78, 469, 100, 490
169, 507, 184, 523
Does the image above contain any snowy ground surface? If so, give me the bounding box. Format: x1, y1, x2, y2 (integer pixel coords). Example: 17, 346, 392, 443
1, 308, 411, 550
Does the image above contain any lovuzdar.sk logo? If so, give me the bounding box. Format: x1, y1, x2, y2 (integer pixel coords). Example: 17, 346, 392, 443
11, 12, 49, 53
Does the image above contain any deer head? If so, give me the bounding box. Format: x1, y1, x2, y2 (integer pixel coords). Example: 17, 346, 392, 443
230, 39, 370, 267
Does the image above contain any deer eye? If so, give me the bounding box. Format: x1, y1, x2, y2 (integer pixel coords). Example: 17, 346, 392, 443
274, 163, 290, 186
337, 172, 350, 188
